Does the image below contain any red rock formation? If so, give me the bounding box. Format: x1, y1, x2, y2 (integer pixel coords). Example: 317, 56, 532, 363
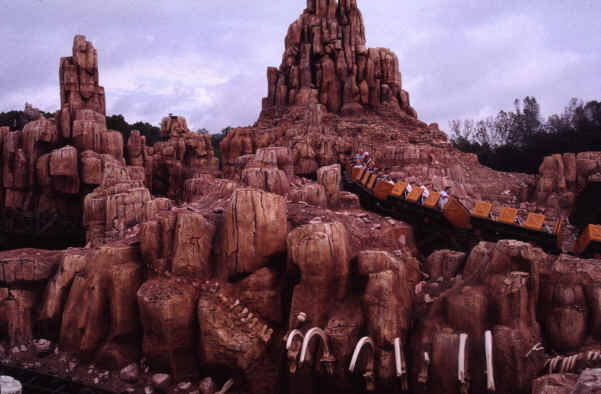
262, 0, 415, 118
126, 116, 219, 199
137, 279, 199, 380
216, 188, 288, 280
535, 152, 601, 217
59, 244, 143, 367
83, 164, 151, 246
0, 35, 139, 250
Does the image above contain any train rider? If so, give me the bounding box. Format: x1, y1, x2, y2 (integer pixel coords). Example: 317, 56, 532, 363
438, 186, 451, 210
420, 184, 430, 205
362, 152, 370, 166
543, 223, 552, 233
404, 183, 413, 199
382, 174, 395, 186
352, 152, 364, 168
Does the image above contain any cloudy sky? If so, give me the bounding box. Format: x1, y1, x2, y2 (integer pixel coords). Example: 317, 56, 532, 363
1, 0, 600, 134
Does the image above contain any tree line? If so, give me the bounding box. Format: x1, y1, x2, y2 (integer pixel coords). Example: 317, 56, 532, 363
450, 97, 601, 173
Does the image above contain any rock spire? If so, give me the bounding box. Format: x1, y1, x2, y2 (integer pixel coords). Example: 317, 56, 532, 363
262, 0, 417, 118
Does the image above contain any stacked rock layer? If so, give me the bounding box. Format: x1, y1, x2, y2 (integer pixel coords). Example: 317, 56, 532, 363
262, 0, 417, 118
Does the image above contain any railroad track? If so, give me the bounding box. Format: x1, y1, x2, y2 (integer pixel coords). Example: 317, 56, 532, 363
0, 364, 115, 394
344, 167, 601, 257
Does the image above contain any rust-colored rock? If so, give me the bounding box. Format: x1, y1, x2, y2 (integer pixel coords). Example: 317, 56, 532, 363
60, 35, 105, 117
137, 279, 199, 380
217, 188, 287, 280
139, 211, 215, 277
287, 221, 350, 327
128, 121, 218, 198
241, 167, 290, 195
197, 282, 277, 394
59, 244, 143, 368
262, 1, 413, 118
317, 164, 341, 208
83, 165, 151, 246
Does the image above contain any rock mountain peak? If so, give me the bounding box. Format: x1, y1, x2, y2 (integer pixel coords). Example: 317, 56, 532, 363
262, 0, 417, 118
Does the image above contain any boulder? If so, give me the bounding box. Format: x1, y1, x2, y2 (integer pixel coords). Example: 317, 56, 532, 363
197, 281, 276, 394
287, 222, 350, 327
317, 164, 341, 208
217, 188, 287, 279
288, 183, 327, 207
137, 279, 199, 380
59, 244, 143, 367
532, 374, 579, 394
425, 250, 466, 280
241, 167, 290, 196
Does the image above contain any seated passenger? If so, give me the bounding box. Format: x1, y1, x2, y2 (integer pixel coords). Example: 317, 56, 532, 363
420, 184, 430, 205
362, 152, 370, 166
383, 174, 395, 185
404, 184, 413, 199
367, 158, 376, 171
514, 216, 522, 226
438, 186, 451, 210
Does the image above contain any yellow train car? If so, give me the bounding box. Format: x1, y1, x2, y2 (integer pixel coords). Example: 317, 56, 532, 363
498, 207, 519, 225
406, 187, 423, 203
524, 213, 545, 231
443, 197, 472, 229
472, 201, 493, 219
374, 181, 395, 200
360, 170, 372, 186
424, 192, 441, 209
575, 224, 601, 255
390, 182, 408, 198
367, 174, 378, 189
352, 167, 366, 182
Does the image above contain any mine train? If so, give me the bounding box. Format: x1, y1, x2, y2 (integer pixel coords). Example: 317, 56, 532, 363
345, 166, 601, 257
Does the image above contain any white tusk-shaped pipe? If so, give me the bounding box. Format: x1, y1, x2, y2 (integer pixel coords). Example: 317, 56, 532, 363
485, 330, 495, 391
394, 338, 406, 377
286, 329, 304, 350
349, 336, 375, 373
458, 333, 468, 384
216, 378, 234, 394
300, 327, 330, 365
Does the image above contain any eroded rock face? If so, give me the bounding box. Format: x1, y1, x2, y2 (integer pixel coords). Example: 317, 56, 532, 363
287, 222, 350, 327
197, 281, 277, 394
126, 117, 219, 199
359, 250, 419, 386
262, 0, 415, 118
0, 249, 63, 345
0, 35, 138, 250
60, 35, 105, 120
137, 279, 199, 380
410, 240, 548, 394
59, 244, 143, 368
83, 164, 151, 246
535, 152, 601, 217
217, 188, 288, 280
139, 211, 215, 277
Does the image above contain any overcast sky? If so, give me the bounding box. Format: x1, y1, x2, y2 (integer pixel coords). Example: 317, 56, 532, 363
1, 0, 600, 134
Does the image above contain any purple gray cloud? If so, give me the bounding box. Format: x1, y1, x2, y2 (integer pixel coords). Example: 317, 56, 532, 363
0, 0, 599, 133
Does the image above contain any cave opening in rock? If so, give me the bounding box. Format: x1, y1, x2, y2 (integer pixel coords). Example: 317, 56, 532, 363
0, 208, 86, 251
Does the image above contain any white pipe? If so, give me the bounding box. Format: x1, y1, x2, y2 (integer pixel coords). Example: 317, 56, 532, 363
286, 329, 304, 350
485, 330, 495, 391
299, 327, 330, 365
458, 333, 468, 384
394, 337, 406, 377
349, 336, 375, 373
216, 378, 234, 394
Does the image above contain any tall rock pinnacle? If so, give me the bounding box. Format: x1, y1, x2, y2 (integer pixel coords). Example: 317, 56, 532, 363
262, 0, 417, 118
59, 35, 106, 117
